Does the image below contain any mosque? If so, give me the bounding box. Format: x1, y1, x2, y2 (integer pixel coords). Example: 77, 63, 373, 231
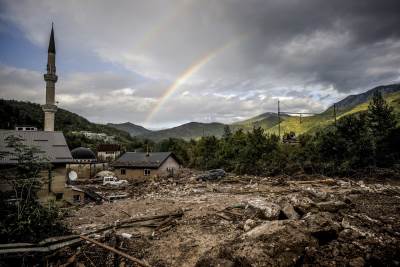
0, 25, 87, 204
0, 25, 181, 201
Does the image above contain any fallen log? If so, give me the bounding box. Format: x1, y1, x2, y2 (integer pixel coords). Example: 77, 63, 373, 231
82, 208, 188, 235
79, 235, 151, 267
215, 213, 232, 221
0, 236, 82, 254
120, 209, 131, 217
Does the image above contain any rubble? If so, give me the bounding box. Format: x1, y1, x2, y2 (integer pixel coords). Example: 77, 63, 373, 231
3, 170, 400, 266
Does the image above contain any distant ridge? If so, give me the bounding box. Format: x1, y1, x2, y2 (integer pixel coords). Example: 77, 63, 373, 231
107, 122, 152, 137
136, 122, 227, 141
2, 83, 399, 142
326, 83, 400, 114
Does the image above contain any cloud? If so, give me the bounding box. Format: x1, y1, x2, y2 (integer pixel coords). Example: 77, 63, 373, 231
1, 0, 400, 127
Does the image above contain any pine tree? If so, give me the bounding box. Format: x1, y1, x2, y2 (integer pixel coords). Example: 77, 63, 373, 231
367, 91, 398, 167
367, 91, 396, 139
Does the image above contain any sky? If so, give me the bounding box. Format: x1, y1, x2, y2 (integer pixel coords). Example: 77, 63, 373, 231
0, 0, 400, 129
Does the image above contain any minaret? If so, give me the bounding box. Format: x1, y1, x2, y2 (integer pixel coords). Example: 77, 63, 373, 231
42, 23, 58, 131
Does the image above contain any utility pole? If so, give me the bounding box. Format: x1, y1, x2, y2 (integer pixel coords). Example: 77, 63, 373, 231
278, 100, 281, 140
333, 103, 337, 126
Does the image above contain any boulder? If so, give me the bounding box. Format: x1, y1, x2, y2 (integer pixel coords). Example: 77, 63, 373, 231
349, 257, 365, 267
243, 219, 257, 231
246, 198, 281, 220
316, 200, 347, 212
243, 220, 288, 239
282, 204, 300, 219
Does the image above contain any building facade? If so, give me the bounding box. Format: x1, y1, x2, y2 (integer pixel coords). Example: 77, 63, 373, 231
112, 152, 180, 182
0, 130, 84, 204
97, 144, 121, 162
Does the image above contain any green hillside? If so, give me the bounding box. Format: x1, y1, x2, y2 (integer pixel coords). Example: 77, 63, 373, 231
231, 112, 285, 132
3, 84, 400, 143
107, 122, 152, 136
138, 122, 227, 141
266, 91, 400, 135
0, 99, 137, 149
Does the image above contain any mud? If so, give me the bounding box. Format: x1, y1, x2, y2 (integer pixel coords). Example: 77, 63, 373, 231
65, 171, 400, 266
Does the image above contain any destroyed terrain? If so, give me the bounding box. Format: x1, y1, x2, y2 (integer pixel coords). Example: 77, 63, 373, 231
52, 170, 400, 267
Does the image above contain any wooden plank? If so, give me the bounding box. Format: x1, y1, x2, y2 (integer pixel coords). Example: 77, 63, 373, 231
0, 238, 82, 254
79, 235, 151, 267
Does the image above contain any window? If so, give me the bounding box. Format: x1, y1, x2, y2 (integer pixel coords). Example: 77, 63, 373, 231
55, 193, 63, 200
120, 169, 126, 175
144, 169, 151, 176
73, 195, 81, 203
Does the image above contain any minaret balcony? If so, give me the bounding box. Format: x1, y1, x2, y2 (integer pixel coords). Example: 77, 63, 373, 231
44, 73, 58, 82
42, 104, 58, 112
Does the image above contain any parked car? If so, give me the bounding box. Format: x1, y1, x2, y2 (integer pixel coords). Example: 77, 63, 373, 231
196, 169, 226, 181
103, 176, 128, 186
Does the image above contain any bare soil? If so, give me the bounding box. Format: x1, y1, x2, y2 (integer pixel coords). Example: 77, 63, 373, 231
64, 170, 400, 266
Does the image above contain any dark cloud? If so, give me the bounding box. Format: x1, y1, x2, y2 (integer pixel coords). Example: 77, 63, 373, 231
0, 0, 399, 126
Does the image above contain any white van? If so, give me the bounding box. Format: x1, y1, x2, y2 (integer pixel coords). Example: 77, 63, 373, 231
103, 176, 128, 186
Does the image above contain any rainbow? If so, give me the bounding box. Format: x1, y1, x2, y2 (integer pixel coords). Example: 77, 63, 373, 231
145, 35, 248, 125
135, 0, 194, 51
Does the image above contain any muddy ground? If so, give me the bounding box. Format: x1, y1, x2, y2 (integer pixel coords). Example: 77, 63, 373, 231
64, 170, 400, 266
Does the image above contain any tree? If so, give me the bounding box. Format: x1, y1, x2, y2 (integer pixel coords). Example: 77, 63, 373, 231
222, 125, 232, 140
367, 91, 396, 139
192, 136, 221, 170
367, 91, 398, 166
0, 135, 67, 243
155, 138, 190, 165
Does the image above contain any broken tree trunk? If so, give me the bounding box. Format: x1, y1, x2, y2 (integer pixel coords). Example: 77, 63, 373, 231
79, 235, 151, 267
83, 209, 187, 235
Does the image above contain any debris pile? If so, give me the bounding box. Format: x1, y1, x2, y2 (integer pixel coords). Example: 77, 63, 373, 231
2, 171, 400, 266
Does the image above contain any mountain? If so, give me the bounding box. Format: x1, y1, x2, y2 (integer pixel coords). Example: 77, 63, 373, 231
137, 122, 227, 141
232, 112, 288, 131
108, 84, 400, 140
0, 99, 134, 146
232, 83, 400, 136
107, 122, 152, 137
325, 84, 400, 114
2, 83, 399, 143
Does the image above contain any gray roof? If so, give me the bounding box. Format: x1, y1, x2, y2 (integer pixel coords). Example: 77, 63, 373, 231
112, 152, 176, 168
0, 130, 73, 164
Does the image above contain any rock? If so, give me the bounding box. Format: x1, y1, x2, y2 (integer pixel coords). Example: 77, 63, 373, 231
305, 187, 328, 200
243, 220, 288, 239
349, 257, 365, 267
304, 213, 340, 245
285, 194, 315, 215
246, 198, 281, 220
120, 233, 132, 239
282, 204, 300, 219
243, 219, 257, 231
316, 200, 347, 212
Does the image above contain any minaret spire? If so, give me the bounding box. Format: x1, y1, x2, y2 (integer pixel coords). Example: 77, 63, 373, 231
48, 22, 56, 54
42, 23, 58, 131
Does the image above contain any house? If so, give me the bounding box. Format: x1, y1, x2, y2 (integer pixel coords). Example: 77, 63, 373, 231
0, 130, 85, 204
71, 131, 115, 143
97, 144, 122, 162
112, 152, 180, 181
68, 147, 100, 179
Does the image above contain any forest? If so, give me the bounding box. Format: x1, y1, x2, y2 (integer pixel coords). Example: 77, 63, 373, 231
153, 91, 400, 177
